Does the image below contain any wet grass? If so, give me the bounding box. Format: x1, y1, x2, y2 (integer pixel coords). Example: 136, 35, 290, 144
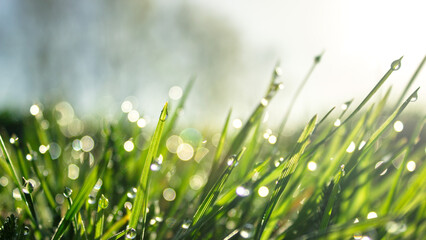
0, 55, 425, 239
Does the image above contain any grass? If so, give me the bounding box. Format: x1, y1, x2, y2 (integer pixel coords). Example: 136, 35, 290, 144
0, 55, 425, 239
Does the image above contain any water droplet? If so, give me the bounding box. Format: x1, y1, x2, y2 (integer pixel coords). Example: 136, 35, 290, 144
181, 220, 192, 229
30, 104, 41, 116
63, 187, 73, 198
127, 188, 137, 199
126, 227, 137, 239
274, 160, 281, 167
227, 155, 237, 166
346, 141, 356, 153
150, 155, 163, 171
240, 223, 254, 238
124, 140, 135, 152
236, 186, 251, 197
354, 233, 362, 239
274, 66, 283, 77
386, 221, 407, 234
271, 82, 284, 91
307, 161, 317, 171
410, 92, 418, 102
25, 154, 33, 161
367, 211, 377, 219
23, 181, 34, 194
23, 226, 30, 235
88, 195, 96, 205
99, 194, 109, 209
258, 186, 269, 197
260, 98, 269, 107
334, 119, 341, 127
9, 135, 19, 145
124, 201, 133, 210
340, 164, 346, 176
94, 179, 103, 191
391, 58, 402, 70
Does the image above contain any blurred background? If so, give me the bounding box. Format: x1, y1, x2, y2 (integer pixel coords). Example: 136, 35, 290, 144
0, 0, 425, 129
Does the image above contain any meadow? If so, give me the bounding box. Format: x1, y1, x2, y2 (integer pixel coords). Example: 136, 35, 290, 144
0, 55, 425, 239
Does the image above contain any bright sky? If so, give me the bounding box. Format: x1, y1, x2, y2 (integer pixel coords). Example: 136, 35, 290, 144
189, 0, 426, 126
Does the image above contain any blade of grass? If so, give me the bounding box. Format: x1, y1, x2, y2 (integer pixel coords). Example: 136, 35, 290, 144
95, 194, 109, 240
192, 148, 246, 225
396, 55, 426, 105
304, 57, 403, 157
276, 52, 323, 140
319, 166, 344, 233
0, 135, 38, 228
255, 114, 317, 240
382, 116, 425, 214
51, 146, 112, 240
127, 102, 168, 238
201, 109, 232, 201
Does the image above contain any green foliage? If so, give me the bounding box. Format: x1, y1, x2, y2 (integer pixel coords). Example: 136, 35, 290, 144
0, 56, 425, 240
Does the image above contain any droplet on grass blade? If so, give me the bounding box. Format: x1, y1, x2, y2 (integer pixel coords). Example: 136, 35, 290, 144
88, 195, 96, 205
99, 194, 109, 209
30, 104, 41, 116
23, 226, 30, 235
391, 58, 402, 70
63, 187, 73, 198
240, 223, 254, 238
236, 186, 250, 197
126, 227, 137, 239
334, 119, 341, 127
23, 180, 34, 194
227, 154, 237, 166
410, 92, 418, 102
127, 188, 137, 199
181, 220, 192, 229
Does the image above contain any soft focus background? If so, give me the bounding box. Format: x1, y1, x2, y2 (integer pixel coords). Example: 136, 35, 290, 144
1, 0, 425, 129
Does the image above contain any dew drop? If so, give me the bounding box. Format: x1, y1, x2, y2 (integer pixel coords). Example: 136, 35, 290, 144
9, 135, 19, 145
63, 187, 73, 198
94, 179, 103, 191
181, 220, 192, 229
410, 92, 418, 102
26, 154, 33, 161
334, 119, 341, 127
240, 223, 254, 238
274, 66, 283, 77
340, 164, 346, 176
150, 155, 163, 171
23, 181, 34, 194
127, 188, 137, 199
124, 201, 133, 210
126, 227, 137, 239
227, 155, 237, 166
236, 186, 251, 197
391, 58, 402, 70
23, 226, 30, 235
99, 194, 109, 209
88, 195, 96, 205
260, 98, 269, 107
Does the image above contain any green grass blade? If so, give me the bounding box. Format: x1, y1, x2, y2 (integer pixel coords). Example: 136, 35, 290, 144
51, 147, 112, 240
95, 194, 109, 240
319, 166, 344, 233
255, 115, 317, 240
202, 109, 232, 200
160, 78, 195, 152
382, 116, 425, 214
192, 148, 246, 225
276, 52, 323, 137
127, 102, 168, 238
0, 135, 38, 227
396, 55, 425, 105
304, 57, 403, 157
